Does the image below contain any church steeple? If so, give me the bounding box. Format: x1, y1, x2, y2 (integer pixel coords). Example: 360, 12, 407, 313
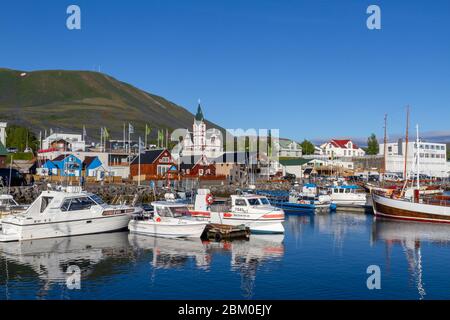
195, 100, 204, 122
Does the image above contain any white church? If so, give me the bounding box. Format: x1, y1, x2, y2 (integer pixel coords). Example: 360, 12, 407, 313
181, 103, 223, 159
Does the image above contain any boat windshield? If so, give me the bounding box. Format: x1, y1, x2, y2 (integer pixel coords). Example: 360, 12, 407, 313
90, 194, 106, 206
248, 198, 270, 206
158, 206, 191, 218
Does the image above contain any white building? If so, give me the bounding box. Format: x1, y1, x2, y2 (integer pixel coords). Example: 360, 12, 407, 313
275, 140, 302, 158
181, 103, 223, 159
320, 139, 366, 158
379, 140, 448, 178
42, 133, 86, 152
0, 122, 6, 147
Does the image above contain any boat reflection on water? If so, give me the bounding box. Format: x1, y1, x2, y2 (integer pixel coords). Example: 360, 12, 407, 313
128, 234, 211, 270
206, 234, 284, 299
372, 219, 450, 300
129, 233, 284, 299
0, 232, 131, 298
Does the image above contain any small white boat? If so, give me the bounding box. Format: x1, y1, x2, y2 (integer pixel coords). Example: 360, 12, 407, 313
329, 185, 372, 213
0, 186, 139, 242
190, 189, 285, 234
128, 201, 208, 238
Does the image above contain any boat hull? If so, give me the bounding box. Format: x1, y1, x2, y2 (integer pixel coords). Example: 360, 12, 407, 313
372, 193, 450, 224
270, 201, 333, 214
128, 220, 207, 238
191, 211, 285, 234
0, 214, 131, 242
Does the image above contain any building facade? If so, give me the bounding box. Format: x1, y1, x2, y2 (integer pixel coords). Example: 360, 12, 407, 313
379, 140, 448, 178
42, 133, 86, 152
320, 139, 366, 158
276, 140, 303, 158
181, 103, 223, 159
130, 149, 175, 179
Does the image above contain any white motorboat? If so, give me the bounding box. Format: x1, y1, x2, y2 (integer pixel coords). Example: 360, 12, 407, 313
191, 189, 285, 234
329, 185, 372, 213
0, 194, 28, 223
0, 186, 139, 242
128, 201, 208, 238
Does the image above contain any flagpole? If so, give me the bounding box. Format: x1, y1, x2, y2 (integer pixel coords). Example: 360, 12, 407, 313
138, 136, 141, 186
100, 127, 103, 152
123, 123, 126, 153
145, 124, 148, 150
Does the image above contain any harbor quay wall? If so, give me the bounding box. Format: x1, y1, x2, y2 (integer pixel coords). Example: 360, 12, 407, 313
6, 181, 292, 205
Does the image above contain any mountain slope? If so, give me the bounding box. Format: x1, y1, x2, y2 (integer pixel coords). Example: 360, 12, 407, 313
0, 68, 222, 140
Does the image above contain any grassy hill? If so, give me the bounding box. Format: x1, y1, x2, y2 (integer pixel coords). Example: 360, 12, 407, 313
0, 68, 223, 140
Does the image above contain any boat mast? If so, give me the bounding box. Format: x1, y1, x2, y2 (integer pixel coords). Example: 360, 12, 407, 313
416, 124, 420, 190
403, 106, 410, 180
382, 114, 388, 181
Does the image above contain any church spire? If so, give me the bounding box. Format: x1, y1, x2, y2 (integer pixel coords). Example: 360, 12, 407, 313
195, 100, 204, 121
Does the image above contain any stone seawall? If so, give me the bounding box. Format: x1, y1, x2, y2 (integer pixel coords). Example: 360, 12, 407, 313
5, 181, 292, 205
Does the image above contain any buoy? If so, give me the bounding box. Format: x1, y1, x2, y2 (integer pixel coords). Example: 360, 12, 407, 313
205, 194, 214, 205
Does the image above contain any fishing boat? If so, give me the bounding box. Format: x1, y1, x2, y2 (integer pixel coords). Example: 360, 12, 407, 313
329, 185, 372, 213
0, 186, 139, 242
259, 184, 335, 213
128, 201, 208, 238
190, 189, 285, 234
372, 125, 450, 223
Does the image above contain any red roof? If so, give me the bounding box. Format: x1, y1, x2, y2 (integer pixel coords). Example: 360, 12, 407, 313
329, 139, 359, 149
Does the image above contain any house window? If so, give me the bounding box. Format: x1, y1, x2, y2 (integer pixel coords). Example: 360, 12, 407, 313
199, 169, 204, 176
157, 165, 169, 175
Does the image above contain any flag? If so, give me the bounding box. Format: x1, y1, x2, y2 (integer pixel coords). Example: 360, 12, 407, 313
145, 124, 152, 136
128, 123, 134, 134
103, 127, 110, 140
158, 129, 164, 146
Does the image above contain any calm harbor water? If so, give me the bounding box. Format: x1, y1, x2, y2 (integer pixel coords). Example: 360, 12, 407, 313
2, 203, 450, 300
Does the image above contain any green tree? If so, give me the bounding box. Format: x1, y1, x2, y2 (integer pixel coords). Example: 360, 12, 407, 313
6, 125, 39, 153
300, 139, 315, 155
367, 133, 379, 155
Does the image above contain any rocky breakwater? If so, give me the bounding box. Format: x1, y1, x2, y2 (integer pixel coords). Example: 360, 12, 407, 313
6, 184, 160, 205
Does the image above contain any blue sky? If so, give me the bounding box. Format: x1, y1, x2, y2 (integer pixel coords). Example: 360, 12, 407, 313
1, 0, 449, 142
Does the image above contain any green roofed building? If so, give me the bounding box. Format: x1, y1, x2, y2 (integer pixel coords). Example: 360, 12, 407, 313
0, 142, 7, 168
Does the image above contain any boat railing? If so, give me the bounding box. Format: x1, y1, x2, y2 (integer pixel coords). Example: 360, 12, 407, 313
421, 198, 450, 207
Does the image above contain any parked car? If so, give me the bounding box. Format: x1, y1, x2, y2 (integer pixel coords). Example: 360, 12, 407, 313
283, 173, 296, 182
0, 168, 28, 187
6, 147, 18, 153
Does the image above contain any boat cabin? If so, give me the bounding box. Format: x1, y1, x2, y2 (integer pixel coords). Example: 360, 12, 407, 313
330, 185, 364, 195
23, 186, 107, 217
0, 195, 19, 207
151, 201, 192, 218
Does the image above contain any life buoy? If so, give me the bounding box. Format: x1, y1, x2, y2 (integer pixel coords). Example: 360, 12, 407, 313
206, 194, 214, 205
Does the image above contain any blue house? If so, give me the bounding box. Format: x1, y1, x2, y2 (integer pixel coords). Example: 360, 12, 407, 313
42, 154, 82, 177
83, 156, 105, 177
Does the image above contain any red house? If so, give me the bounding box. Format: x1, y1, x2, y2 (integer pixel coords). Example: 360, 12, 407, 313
179, 155, 216, 177
130, 149, 175, 179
